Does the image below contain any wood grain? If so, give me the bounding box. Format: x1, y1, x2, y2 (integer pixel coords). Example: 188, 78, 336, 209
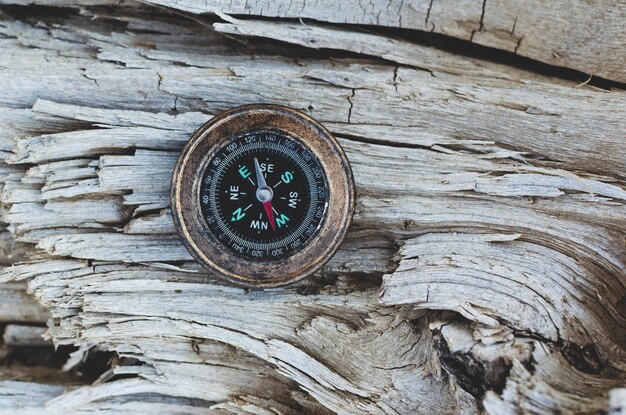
0, 3, 624, 414
138, 0, 626, 83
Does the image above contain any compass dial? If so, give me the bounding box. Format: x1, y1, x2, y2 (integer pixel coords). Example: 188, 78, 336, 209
200, 130, 328, 260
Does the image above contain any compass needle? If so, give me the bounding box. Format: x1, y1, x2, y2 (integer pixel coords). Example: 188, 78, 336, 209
254, 157, 276, 231
253, 158, 267, 189
262, 201, 276, 231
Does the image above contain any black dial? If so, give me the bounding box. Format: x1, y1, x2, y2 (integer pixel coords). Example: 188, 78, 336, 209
200, 130, 328, 260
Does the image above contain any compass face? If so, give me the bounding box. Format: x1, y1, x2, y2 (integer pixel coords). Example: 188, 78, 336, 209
200, 130, 328, 260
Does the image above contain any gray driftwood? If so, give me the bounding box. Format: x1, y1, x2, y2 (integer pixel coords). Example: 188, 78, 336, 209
0, 1, 624, 414
3, 0, 625, 83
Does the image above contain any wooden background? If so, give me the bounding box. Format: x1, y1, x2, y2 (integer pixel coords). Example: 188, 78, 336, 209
0, 0, 625, 413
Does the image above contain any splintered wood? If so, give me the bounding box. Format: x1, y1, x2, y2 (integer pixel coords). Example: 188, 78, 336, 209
0, 1, 624, 414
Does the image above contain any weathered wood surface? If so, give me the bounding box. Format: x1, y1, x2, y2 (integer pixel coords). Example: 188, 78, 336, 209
0, 283, 49, 324
0, 1, 624, 414
4, 0, 624, 82
164, 0, 626, 83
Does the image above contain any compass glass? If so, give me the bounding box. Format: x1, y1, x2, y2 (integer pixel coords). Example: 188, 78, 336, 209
200, 130, 329, 260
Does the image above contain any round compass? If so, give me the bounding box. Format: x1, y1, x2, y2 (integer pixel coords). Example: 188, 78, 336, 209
171, 105, 354, 287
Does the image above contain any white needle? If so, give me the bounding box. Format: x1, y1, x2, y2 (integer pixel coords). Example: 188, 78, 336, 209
253, 157, 276, 231
253, 158, 267, 189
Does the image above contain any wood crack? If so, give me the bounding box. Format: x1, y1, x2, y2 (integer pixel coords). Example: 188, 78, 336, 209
469, 0, 487, 42
346, 88, 355, 124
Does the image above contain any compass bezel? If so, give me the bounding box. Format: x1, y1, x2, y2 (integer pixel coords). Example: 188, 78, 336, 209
171, 104, 355, 287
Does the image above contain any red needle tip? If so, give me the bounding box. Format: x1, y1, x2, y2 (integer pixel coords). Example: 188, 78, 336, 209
262, 201, 276, 231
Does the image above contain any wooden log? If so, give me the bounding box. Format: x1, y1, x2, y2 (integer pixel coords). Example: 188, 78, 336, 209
0, 3, 624, 414
0, 283, 49, 324
3, 325, 50, 347
0, 202, 32, 331
143, 0, 626, 83
0, 381, 64, 415
16, 0, 619, 82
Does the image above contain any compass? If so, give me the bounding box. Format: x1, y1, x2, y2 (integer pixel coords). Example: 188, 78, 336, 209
171, 105, 355, 287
